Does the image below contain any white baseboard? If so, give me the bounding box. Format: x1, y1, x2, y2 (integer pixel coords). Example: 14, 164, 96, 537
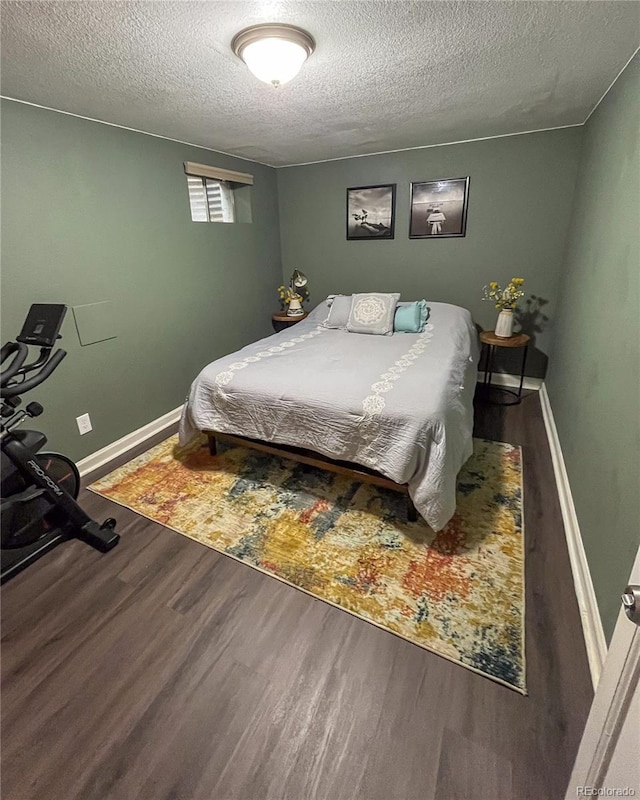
476, 373, 543, 391
539, 383, 607, 689
77, 405, 183, 478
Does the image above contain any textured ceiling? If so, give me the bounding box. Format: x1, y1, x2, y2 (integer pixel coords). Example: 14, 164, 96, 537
1, 1, 639, 166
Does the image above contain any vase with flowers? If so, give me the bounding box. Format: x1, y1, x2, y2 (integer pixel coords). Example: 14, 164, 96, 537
482, 278, 526, 338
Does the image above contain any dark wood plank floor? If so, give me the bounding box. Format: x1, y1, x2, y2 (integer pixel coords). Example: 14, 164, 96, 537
1, 391, 594, 800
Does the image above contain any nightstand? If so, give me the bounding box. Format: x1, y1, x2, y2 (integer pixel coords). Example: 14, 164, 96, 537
272, 312, 308, 333
479, 330, 530, 405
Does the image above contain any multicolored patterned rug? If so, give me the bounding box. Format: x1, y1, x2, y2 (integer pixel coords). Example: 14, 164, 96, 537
89, 435, 526, 692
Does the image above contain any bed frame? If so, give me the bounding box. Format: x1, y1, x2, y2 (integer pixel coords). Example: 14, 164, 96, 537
205, 431, 419, 522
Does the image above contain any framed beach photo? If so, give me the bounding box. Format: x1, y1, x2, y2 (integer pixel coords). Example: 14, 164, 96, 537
409, 177, 470, 238
346, 184, 396, 240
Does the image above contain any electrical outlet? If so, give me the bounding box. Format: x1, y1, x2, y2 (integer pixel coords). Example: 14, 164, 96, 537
76, 413, 92, 435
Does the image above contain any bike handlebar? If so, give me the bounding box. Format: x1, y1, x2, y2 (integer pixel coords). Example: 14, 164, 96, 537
0, 347, 67, 398
0, 342, 29, 388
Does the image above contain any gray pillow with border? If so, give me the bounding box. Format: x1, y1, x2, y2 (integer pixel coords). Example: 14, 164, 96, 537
346, 292, 401, 335
323, 295, 352, 328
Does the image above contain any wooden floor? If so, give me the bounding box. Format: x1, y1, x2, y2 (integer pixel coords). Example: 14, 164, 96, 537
1, 391, 594, 800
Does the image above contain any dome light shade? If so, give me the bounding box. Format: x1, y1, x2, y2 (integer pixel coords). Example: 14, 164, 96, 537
232, 24, 315, 87
241, 38, 307, 86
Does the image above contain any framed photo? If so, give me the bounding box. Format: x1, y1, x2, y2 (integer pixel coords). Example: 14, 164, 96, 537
346, 184, 396, 240
409, 177, 470, 238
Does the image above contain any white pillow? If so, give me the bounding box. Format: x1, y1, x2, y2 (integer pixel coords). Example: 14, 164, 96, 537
346, 293, 401, 335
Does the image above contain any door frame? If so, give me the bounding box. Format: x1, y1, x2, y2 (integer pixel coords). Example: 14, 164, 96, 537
565, 546, 640, 797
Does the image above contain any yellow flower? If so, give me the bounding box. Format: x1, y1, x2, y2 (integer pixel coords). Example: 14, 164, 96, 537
490, 281, 498, 288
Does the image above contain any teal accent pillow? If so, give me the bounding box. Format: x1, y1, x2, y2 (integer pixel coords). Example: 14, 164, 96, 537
394, 300, 429, 332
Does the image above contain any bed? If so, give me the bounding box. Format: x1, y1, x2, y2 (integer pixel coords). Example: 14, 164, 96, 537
179, 299, 479, 530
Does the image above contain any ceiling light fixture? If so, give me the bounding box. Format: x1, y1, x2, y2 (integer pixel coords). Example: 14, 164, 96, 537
231, 23, 315, 88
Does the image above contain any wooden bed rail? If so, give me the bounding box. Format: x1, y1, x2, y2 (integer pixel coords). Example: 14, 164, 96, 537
205, 431, 419, 523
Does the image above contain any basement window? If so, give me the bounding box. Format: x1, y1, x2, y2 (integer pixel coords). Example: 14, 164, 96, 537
184, 161, 253, 223
187, 176, 236, 222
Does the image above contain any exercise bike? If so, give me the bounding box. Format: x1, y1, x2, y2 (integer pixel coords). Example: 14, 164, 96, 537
1, 304, 119, 584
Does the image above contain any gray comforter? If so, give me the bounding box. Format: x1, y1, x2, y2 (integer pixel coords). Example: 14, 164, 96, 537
179, 301, 479, 530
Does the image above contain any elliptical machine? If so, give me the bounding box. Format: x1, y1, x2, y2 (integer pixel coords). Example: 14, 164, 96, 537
1, 304, 119, 584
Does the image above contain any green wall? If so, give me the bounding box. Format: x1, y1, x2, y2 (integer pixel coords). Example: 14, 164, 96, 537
546, 56, 640, 642
3, 80, 636, 643
0, 100, 281, 461
277, 127, 584, 377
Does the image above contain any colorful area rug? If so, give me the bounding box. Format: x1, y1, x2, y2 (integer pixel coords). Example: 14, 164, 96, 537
89, 435, 525, 692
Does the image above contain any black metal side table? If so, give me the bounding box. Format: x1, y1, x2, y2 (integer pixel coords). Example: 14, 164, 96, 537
479, 330, 530, 405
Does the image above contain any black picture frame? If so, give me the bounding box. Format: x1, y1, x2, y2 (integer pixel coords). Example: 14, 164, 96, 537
409, 176, 470, 239
346, 184, 396, 240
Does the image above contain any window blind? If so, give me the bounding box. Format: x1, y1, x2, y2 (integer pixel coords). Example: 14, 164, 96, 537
187, 176, 236, 223
187, 175, 209, 222
205, 180, 224, 222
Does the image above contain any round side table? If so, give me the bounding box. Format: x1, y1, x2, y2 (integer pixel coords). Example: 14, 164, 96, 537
272, 312, 308, 333
479, 330, 530, 405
